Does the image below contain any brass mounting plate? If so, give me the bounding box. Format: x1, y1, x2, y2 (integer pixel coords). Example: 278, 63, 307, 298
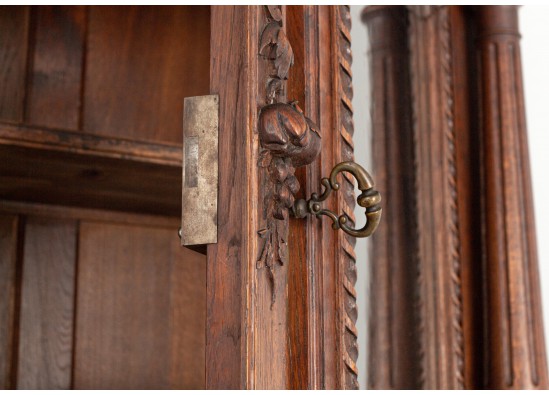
181, 94, 219, 247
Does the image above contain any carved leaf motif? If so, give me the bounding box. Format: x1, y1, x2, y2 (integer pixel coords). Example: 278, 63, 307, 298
274, 29, 293, 79
259, 21, 294, 80
266, 5, 283, 22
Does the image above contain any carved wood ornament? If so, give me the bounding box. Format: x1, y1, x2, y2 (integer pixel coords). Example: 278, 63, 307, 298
257, 5, 321, 304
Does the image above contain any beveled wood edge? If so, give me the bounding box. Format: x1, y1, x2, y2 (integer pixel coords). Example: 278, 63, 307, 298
0, 122, 182, 167
0, 199, 179, 228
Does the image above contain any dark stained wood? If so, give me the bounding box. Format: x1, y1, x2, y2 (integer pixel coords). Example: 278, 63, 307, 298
0, 123, 181, 166
0, 200, 178, 229
83, 6, 209, 144
362, 4, 548, 390
0, 215, 19, 389
17, 217, 76, 389
286, 5, 309, 389
26, 6, 86, 130
74, 222, 205, 389
168, 241, 206, 389
361, 5, 419, 389
206, 6, 256, 389
407, 5, 466, 389
0, 144, 181, 216
301, 6, 326, 389
0, 6, 29, 123
449, 6, 483, 390
316, 6, 338, 389
475, 5, 548, 389
332, 6, 360, 389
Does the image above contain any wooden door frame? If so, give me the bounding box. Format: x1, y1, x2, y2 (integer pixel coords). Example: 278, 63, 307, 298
205, 5, 359, 389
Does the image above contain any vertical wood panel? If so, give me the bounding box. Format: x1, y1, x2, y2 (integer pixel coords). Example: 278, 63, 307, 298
0, 215, 19, 389
74, 222, 205, 389
286, 5, 309, 390
83, 6, 209, 143
206, 6, 258, 389
25, 6, 86, 130
0, 6, 29, 122
17, 217, 77, 389
169, 241, 206, 389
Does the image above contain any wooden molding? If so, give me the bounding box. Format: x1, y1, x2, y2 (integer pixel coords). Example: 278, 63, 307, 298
362, 4, 549, 389
474, 5, 548, 389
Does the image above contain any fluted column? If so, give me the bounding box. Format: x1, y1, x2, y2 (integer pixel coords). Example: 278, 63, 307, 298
475, 5, 549, 389
361, 6, 420, 389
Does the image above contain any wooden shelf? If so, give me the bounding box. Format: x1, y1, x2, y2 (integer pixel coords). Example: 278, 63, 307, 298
0, 123, 182, 216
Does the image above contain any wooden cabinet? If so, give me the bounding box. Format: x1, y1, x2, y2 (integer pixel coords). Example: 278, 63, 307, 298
0, 6, 208, 389
1, 5, 546, 390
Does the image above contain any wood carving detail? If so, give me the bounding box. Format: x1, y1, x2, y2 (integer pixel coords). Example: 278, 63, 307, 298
257, 6, 321, 304
336, 5, 359, 390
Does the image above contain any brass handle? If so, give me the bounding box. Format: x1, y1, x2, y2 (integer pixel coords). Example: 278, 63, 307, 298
292, 161, 382, 238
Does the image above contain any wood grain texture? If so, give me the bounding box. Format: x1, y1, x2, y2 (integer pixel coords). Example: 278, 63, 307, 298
0, 144, 181, 216
0, 215, 19, 389
25, 6, 86, 130
0, 122, 182, 166
83, 6, 209, 144
361, 5, 420, 389
74, 222, 205, 389
0, 6, 29, 123
316, 5, 338, 388
407, 6, 465, 389
362, 4, 548, 390
286, 5, 309, 389
475, 5, 549, 389
17, 217, 76, 389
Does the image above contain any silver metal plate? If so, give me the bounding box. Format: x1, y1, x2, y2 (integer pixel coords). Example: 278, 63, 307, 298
181, 94, 218, 246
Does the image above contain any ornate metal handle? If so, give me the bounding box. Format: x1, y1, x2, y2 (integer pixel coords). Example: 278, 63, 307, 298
292, 161, 382, 238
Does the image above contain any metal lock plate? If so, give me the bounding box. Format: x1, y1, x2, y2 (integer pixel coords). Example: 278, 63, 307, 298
181, 94, 219, 246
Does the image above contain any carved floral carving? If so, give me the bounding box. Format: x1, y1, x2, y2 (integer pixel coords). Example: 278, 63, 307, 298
257, 6, 321, 304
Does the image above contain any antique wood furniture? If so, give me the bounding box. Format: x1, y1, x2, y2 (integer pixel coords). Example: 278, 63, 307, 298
0, 4, 546, 390
363, 5, 548, 389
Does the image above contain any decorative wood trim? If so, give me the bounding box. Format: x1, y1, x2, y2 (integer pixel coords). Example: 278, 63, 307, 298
0, 122, 182, 166
408, 6, 465, 389
362, 5, 420, 389
334, 5, 359, 390
206, 6, 261, 389
362, 4, 549, 390
474, 5, 549, 389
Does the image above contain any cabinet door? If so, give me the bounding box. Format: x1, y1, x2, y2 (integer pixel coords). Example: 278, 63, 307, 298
205, 5, 363, 390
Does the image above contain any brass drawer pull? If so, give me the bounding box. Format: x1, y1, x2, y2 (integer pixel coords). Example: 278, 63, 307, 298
292, 161, 382, 238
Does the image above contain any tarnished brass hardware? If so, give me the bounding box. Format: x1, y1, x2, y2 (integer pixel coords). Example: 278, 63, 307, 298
292, 161, 382, 238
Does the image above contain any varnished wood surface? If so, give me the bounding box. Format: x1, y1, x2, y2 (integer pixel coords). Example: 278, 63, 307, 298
74, 223, 205, 389
0, 144, 181, 216
0, 215, 18, 389
17, 217, 77, 389
206, 6, 253, 389
475, 5, 548, 389
362, 5, 419, 389
286, 5, 309, 389
26, 6, 86, 130
83, 6, 209, 144
0, 6, 209, 216
362, 5, 548, 389
0, 6, 28, 123
0, 203, 205, 389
